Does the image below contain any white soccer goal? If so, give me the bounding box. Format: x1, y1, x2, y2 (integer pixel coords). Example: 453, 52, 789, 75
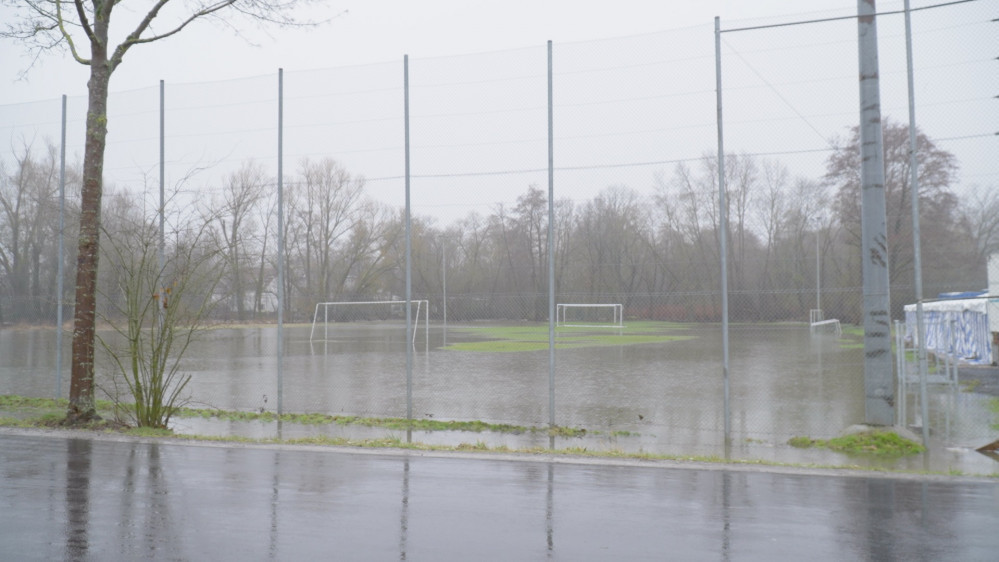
556, 303, 624, 328
809, 309, 842, 336
310, 300, 429, 344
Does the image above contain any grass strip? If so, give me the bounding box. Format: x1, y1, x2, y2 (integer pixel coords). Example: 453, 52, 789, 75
444, 321, 694, 352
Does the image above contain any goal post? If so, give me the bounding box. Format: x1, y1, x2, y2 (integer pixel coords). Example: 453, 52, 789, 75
556, 303, 624, 328
310, 300, 429, 345
809, 308, 841, 336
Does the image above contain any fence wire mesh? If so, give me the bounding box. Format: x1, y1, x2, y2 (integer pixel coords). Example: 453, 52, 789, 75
1, 1, 996, 461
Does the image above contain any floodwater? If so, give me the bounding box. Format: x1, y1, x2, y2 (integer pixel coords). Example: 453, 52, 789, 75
1, 322, 996, 473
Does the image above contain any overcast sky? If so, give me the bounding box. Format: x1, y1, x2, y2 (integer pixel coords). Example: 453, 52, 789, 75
1, 1, 884, 105
0, 1, 992, 223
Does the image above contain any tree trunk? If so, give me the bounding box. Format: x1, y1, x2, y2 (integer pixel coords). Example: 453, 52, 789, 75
67, 43, 111, 424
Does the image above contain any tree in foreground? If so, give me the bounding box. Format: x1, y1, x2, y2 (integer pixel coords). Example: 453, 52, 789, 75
1, 0, 322, 424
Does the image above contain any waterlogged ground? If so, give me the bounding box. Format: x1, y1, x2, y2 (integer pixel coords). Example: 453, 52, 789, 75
2, 322, 997, 474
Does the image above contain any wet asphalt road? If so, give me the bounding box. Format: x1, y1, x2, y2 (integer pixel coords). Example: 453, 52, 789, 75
1, 431, 997, 561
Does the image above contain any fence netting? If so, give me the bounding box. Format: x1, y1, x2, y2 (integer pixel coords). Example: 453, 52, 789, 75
1, 1, 995, 462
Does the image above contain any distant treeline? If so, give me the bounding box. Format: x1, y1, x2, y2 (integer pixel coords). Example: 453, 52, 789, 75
2, 119, 994, 326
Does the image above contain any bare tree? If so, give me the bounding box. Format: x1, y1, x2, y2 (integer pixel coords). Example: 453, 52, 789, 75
1, 0, 322, 423
826, 118, 959, 298
292, 157, 365, 307
207, 161, 268, 322
514, 185, 548, 319
250, 188, 277, 319
331, 201, 399, 300
447, 212, 494, 319
957, 187, 999, 273
574, 185, 649, 303
0, 141, 77, 323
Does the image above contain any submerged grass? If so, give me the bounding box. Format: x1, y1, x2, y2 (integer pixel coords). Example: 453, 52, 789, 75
174, 405, 577, 434
0, 395, 585, 437
444, 321, 694, 352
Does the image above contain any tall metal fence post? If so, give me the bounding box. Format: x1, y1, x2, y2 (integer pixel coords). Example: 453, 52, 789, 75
404, 55, 414, 427
159, 80, 165, 295
56, 94, 67, 399
442, 253, 447, 345
714, 16, 731, 446
904, 0, 931, 447
277, 68, 285, 416
857, 0, 894, 426
158, 81, 166, 333
547, 40, 556, 435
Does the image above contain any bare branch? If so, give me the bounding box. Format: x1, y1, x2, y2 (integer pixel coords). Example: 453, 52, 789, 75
3, 0, 331, 75
109, 0, 219, 70
63, 0, 92, 64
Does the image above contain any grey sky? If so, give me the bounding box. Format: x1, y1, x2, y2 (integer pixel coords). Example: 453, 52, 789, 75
0, 1, 993, 224
1, 1, 874, 104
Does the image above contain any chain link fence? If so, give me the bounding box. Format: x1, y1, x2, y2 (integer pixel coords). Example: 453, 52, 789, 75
1, 2, 996, 460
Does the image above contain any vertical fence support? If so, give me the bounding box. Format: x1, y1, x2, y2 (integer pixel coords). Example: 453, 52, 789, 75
857, 0, 894, 426
158, 80, 166, 335
277, 68, 285, 416
442, 253, 447, 345
714, 17, 732, 446
159, 81, 166, 292
404, 55, 414, 426
547, 40, 556, 435
56, 94, 67, 399
816, 229, 821, 313
904, 0, 931, 448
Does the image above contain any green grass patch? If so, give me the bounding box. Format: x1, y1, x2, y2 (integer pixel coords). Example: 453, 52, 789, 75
610, 430, 639, 437
0, 395, 66, 409
173, 404, 590, 436
0, 395, 117, 412
836, 324, 865, 349
0, 416, 34, 427
124, 426, 175, 438
788, 431, 925, 457
443, 321, 693, 352
1, 396, 588, 437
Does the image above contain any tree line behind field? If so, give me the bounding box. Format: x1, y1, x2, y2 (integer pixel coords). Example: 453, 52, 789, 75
2, 119, 996, 327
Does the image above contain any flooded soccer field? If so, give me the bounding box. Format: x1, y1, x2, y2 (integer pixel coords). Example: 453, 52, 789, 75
2, 322, 996, 473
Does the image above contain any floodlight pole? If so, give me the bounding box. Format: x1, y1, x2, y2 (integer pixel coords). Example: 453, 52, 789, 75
857, 0, 894, 426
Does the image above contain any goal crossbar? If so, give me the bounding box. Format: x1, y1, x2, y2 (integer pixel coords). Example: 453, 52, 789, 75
310, 300, 429, 345
556, 303, 624, 328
